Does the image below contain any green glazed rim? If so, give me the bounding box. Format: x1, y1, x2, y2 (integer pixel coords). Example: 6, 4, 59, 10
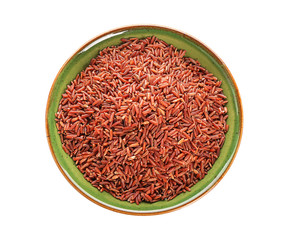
46, 25, 243, 215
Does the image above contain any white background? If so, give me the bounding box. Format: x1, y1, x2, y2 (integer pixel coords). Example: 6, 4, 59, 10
1, 0, 280, 239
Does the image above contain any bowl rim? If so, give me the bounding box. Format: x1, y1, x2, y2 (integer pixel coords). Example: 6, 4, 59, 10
46, 24, 243, 215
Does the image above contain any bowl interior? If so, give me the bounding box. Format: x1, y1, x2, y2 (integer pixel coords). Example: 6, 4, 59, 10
46, 26, 242, 214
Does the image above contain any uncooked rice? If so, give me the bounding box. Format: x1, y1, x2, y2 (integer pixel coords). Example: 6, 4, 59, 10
55, 36, 229, 204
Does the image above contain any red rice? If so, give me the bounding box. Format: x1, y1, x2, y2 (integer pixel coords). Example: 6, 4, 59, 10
55, 36, 228, 204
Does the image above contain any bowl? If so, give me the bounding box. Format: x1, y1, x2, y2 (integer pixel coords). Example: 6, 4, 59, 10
46, 25, 243, 215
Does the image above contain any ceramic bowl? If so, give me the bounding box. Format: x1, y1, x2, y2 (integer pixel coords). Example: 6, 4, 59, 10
46, 25, 243, 215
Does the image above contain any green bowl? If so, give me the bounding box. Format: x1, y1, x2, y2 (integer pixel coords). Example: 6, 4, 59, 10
46, 25, 243, 215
